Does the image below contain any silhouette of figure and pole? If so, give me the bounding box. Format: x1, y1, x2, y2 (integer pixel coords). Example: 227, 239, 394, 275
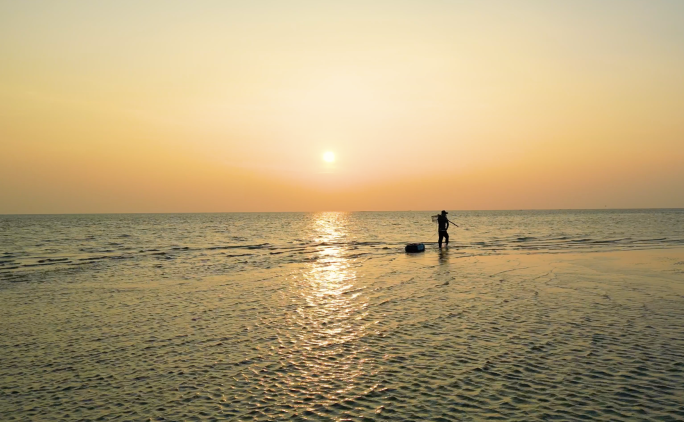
437, 210, 458, 248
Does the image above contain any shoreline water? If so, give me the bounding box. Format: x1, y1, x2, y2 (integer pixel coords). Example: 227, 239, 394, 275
2, 210, 683, 285
1, 246, 683, 420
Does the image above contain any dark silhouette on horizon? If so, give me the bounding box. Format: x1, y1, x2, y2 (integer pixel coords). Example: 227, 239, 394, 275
437, 210, 458, 248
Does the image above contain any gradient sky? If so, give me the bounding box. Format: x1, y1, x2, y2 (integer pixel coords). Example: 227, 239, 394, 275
2, 0, 683, 213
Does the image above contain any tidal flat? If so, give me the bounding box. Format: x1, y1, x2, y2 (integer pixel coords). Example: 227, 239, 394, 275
2, 248, 683, 421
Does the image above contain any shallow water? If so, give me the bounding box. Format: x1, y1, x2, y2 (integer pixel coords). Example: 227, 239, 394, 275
1, 210, 684, 420
1, 210, 683, 284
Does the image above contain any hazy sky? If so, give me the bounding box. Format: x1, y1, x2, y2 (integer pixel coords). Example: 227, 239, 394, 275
2, 0, 683, 213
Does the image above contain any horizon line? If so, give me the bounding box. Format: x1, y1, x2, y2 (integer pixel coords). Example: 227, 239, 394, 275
2, 207, 683, 216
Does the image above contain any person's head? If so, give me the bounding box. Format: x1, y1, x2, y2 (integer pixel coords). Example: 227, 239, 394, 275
441, 210, 448, 215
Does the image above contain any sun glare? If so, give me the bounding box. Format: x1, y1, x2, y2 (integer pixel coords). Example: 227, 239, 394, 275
323, 151, 335, 163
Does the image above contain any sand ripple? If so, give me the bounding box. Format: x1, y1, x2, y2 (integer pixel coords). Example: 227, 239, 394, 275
2, 247, 684, 421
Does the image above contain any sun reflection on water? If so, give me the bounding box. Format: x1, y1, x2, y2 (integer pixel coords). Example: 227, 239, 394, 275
277, 212, 374, 406
300, 212, 363, 342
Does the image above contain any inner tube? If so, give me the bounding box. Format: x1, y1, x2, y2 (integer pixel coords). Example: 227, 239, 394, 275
405, 243, 425, 253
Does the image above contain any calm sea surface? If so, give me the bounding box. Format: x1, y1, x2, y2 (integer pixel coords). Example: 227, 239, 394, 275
1, 210, 683, 283
1, 210, 684, 421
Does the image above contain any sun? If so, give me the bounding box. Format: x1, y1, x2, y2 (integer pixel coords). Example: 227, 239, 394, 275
323, 151, 335, 163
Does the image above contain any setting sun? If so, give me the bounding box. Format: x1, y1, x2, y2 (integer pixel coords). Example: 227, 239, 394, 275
323, 151, 335, 163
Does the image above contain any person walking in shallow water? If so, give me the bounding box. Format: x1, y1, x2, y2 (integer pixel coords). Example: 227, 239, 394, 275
437, 210, 457, 248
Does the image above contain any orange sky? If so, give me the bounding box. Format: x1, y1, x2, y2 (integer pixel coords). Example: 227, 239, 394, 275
2, 1, 683, 213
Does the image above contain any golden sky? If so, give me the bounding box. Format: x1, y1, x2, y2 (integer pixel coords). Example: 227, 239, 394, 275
2, 0, 683, 213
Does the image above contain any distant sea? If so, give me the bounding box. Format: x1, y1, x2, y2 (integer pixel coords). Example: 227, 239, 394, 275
1, 209, 684, 420
1, 209, 683, 284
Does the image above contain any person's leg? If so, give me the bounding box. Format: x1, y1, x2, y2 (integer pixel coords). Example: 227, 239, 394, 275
445, 231, 449, 246
438, 232, 444, 248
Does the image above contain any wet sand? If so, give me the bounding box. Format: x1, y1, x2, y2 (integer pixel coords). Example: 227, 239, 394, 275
1, 248, 683, 420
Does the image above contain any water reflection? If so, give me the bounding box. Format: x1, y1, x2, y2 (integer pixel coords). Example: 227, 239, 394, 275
278, 212, 372, 408
439, 247, 450, 265
299, 212, 363, 346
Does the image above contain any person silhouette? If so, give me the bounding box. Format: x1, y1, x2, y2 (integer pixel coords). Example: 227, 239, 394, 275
437, 210, 457, 248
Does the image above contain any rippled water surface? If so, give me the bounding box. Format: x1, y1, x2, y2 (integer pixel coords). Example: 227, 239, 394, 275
1, 210, 684, 420
1, 210, 683, 283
